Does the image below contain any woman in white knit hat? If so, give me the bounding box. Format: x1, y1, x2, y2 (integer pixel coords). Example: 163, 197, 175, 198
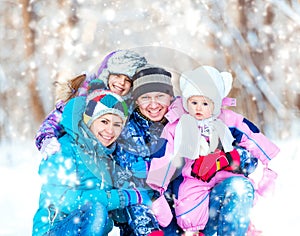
147, 65, 280, 235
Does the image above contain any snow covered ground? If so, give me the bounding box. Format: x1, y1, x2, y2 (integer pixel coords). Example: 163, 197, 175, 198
0, 137, 299, 236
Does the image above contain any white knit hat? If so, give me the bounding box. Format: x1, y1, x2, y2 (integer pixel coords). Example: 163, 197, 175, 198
180, 65, 233, 117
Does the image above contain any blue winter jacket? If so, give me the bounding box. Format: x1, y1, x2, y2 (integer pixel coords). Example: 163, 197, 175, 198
114, 108, 168, 178
32, 96, 126, 236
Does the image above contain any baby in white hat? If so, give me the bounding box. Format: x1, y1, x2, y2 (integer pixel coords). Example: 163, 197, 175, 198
147, 65, 279, 234
177, 65, 236, 161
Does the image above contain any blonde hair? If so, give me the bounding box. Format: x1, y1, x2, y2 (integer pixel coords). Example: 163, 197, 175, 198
55, 74, 86, 102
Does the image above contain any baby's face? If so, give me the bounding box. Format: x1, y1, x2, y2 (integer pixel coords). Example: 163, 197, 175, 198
187, 95, 214, 120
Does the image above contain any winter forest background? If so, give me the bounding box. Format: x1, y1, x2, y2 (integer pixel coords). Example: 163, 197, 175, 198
0, 0, 300, 235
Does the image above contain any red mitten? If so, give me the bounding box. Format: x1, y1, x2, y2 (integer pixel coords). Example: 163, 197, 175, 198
191, 150, 227, 182
191, 149, 241, 182
223, 148, 241, 172
148, 230, 164, 236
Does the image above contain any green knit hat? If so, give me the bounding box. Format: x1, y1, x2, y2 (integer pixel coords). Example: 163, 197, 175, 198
83, 90, 128, 127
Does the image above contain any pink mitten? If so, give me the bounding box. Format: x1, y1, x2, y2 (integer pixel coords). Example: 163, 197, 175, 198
257, 168, 278, 197
152, 195, 173, 227
247, 221, 263, 236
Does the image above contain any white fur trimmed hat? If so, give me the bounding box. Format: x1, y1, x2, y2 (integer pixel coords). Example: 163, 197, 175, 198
179, 65, 233, 116
96, 50, 147, 86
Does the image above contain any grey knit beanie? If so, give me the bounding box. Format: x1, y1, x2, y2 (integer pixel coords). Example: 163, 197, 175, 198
132, 64, 174, 101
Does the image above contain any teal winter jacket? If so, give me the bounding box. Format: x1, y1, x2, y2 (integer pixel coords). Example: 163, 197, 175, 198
32, 96, 125, 236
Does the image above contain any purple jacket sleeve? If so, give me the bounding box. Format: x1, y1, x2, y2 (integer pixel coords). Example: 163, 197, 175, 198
35, 100, 66, 150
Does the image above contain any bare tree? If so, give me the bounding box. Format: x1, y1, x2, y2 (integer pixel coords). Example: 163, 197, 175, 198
21, 0, 45, 123
0, 0, 299, 142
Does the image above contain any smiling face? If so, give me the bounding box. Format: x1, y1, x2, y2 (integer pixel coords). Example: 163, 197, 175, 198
90, 113, 123, 147
108, 74, 132, 96
187, 95, 214, 120
136, 91, 172, 122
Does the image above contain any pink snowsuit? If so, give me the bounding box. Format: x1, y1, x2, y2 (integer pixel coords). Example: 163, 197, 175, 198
147, 97, 280, 231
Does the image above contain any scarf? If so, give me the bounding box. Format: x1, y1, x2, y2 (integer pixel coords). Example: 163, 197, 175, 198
174, 114, 234, 161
